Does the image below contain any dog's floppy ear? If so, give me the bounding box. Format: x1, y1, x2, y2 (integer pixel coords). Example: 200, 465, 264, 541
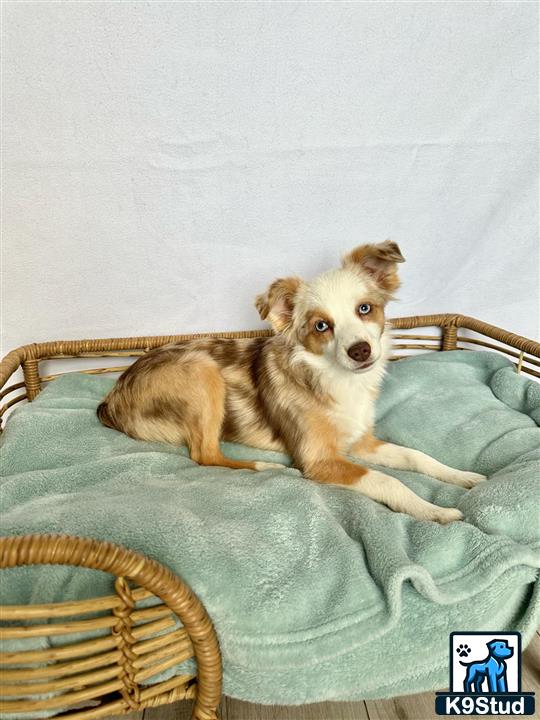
342, 240, 405, 296
255, 277, 303, 333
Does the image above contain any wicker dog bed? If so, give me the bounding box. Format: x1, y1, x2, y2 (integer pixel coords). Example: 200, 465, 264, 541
1, 313, 539, 720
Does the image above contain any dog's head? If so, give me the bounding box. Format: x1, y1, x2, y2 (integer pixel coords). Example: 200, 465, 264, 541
487, 640, 514, 659
255, 240, 404, 373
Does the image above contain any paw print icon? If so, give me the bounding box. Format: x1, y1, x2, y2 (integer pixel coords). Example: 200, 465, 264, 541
456, 644, 471, 658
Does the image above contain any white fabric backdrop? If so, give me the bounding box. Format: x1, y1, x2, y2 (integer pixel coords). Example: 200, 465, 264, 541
2, 2, 539, 356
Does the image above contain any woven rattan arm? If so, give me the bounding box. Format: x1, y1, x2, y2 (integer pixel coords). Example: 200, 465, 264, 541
0, 534, 222, 720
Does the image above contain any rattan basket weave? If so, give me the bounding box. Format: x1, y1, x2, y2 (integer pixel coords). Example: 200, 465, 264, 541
1, 314, 539, 720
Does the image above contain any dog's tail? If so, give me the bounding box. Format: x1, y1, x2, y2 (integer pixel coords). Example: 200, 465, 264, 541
97, 400, 116, 429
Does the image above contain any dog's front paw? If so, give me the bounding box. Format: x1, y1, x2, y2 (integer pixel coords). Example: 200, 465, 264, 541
429, 506, 464, 524
454, 471, 487, 489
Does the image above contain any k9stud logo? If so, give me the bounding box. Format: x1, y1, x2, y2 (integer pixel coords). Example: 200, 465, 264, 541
435, 632, 535, 715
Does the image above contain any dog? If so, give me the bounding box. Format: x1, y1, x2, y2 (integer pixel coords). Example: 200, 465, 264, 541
460, 639, 514, 693
97, 240, 485, 523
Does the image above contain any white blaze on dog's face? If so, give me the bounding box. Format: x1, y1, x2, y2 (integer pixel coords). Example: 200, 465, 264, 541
255, 240, 405, 373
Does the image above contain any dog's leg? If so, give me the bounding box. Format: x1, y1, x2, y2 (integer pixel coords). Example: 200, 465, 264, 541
487, 670, 498, 693
186, 361, 282, 472
294, 413, 462, 522
303, 457, 463, 523
485, 662, 503, 693
474, 677, 484, 693
351, 432, 486, 488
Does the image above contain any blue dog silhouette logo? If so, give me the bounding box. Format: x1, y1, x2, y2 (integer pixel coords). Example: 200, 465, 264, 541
459, 638, 513, 693
435, 631, 536, 715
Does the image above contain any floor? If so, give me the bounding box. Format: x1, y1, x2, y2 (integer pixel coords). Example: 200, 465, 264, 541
114, 632, 540, 720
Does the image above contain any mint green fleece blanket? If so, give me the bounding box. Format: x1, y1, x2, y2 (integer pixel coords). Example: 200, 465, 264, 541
1, 350, 539, 706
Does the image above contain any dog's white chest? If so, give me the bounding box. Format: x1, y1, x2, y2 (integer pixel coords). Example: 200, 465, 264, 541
327, 375, 377, 447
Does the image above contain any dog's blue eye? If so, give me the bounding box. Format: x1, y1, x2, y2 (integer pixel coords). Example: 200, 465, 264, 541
315, 320, 329, 332
358, 303, 371, 315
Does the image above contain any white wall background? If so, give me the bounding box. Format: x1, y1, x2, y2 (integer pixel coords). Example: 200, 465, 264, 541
2, 1, 539, 356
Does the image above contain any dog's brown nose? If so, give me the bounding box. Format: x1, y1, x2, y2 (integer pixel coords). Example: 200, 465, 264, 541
347, 341, 371, 363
